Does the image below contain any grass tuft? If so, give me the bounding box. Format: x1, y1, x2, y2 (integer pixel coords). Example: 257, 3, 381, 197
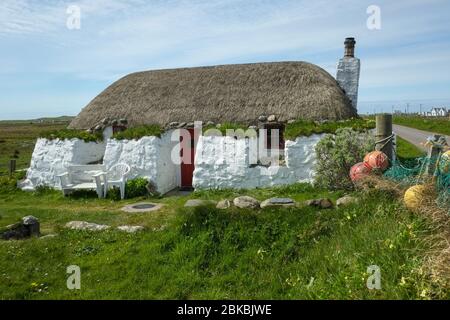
112, 125, 162, 140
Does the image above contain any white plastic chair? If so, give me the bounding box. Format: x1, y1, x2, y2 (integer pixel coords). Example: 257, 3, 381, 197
103, 163, 131, 200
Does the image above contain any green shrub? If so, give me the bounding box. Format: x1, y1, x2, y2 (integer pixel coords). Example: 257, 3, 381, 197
314, 128, 375, 190
126, 177, 151, 198
107, 177, 151, 200
40, 129, 103, 142
113, 125, 162, 140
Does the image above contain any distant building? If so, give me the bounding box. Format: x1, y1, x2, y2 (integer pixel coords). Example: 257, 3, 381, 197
420, 107, 448, 117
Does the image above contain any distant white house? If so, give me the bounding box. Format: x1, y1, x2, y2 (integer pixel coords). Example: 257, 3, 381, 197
420, 107, 448, 117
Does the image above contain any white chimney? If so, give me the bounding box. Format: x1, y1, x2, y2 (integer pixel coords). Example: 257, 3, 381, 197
336, 37, 361, 112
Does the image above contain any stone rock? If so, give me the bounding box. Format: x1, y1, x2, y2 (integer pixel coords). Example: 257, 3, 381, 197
206, 121, 215, 126
94, 125, 103, 132
168, 122, 179, 128
287, 119, 296, 124
233, 196, 260, 209
336, 196, 359, 207
101, 117, 110, 125
304, 198, 334, 209
186, 122, 194, 128
65, 221, 110, 231
260, 197, 295, 208
117, 225, 144, 233
258, 115, 267, 122
111, 119, 119, 126
248, 125, 257, 130
119, 118, 128, 125
216, 199, 231, 209
1, 216, 41, 240
22, 215, 40, 237
1, 222, 29, 240
184, 199, 217, 207
177, 122, 187, 128
267, 114, 277, 122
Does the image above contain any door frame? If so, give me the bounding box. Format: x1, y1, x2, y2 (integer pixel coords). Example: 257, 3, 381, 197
180, 128, 197, 189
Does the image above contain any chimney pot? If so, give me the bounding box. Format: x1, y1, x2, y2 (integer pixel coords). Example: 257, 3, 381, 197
344, 37, 356, 57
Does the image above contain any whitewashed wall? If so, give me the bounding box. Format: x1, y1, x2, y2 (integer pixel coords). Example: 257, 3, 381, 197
103, 131, 178, 194
21, 131, 325, 193
192, 134, 324, 189
22, 138, 106, 190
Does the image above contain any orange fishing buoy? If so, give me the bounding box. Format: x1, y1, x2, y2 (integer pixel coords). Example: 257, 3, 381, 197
350, 162, 372, 182
364, 150, 389, 171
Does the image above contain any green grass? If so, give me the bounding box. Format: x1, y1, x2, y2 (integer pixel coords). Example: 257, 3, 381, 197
0, 121, 69, 175
113, 125, 162, 140
393, 116, 450, 136
202, 118, 375, 140
39, 129, 103, 142
284, 118, 375, 140
0, 184, 445, 299
396, 137, 425, 160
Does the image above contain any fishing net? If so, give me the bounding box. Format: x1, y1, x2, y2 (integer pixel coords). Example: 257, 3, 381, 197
383, 136, 449, 211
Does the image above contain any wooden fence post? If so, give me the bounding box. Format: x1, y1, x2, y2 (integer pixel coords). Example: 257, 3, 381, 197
8, 159, 16, 178
375, 114, 393, 162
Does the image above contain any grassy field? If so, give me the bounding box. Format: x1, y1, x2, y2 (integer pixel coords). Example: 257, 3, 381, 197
396, 137, 425, 160
0, 120, 70, 175
0, 183, 444, 299
393, 116, 450, 136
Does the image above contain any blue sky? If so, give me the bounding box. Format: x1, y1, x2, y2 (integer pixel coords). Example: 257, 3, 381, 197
1, 0, 450, 119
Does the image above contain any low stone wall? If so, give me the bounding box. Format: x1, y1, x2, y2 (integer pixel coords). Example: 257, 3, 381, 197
23, 138, 106, 189
193, 134, 324, 189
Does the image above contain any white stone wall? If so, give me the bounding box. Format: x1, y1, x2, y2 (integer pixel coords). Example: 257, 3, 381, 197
22, 131, 325, 193
23, 138, 106, 189
192, 134, 324, 189
102, 131, 179, 195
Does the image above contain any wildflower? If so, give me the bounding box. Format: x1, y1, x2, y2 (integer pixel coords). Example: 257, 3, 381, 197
399, 277, 407, 286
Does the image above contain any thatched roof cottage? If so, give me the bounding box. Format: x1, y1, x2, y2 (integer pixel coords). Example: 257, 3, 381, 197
24, 38, 362, 194
69, 61, 355, 130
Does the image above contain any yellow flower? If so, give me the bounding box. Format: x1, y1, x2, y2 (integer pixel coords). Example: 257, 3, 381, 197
399, 277, 406, 286
420, 289, 429, 298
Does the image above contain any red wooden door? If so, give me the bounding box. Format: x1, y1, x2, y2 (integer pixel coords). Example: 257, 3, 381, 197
180, 128, 196, 188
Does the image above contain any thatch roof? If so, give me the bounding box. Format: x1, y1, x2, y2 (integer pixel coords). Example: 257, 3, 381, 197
69, 61, 356, 129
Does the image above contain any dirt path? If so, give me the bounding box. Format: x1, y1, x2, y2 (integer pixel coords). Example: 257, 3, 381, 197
393, 124, 450, 151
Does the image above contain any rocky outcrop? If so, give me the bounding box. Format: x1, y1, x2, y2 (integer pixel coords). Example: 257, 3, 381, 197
117, 225, 144, 233
233, 196, 260, 209
216, 199, 231, 209
336, 196, 359, 207
65, 221, 110, 231
260, 198, 295, 208
1, 216, 41, 240
303, 198, 334, 209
